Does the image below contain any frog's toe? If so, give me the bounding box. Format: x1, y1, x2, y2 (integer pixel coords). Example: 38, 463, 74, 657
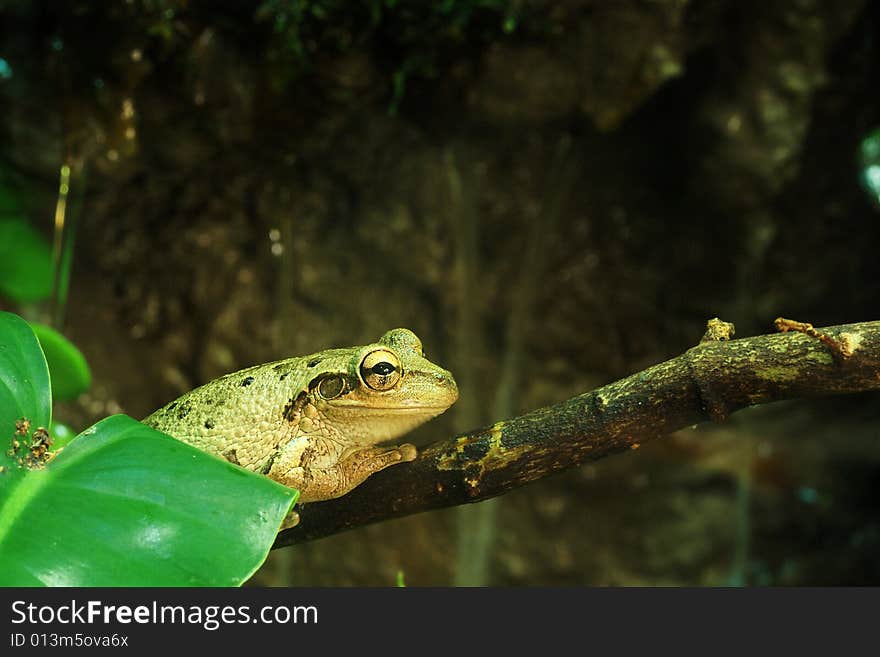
398, 443, 417, 461
279, 509, 300, 531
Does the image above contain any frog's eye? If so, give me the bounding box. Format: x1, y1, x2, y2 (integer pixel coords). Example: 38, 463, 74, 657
360, 348, 402, 391
317, 375, 347, 400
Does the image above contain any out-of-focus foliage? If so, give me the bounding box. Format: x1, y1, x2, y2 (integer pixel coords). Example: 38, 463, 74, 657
0, 0, 525, 118
0, 173, 91, 401
859, 127, 880, 207
0, 175, 53, 304
0, 218, 53, 304
29, 322, 91, 401
257, 0, 523, 111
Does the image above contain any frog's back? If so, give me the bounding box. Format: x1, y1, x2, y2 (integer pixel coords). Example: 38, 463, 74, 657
143, 355, 311, 470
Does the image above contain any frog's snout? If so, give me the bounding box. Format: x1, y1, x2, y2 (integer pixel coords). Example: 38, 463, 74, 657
436, 368, 459, 403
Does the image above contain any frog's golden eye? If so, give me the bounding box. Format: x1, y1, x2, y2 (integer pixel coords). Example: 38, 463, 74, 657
317, 375, 347, 400
360, 348, 402, 391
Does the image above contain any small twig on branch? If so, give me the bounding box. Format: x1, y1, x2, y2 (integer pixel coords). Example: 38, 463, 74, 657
774, 317, 854, 359
274, 320, 880, 548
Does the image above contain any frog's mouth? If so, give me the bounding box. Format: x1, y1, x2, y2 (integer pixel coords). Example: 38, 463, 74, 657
331, 401, 454, 413
325, 401, 454, 445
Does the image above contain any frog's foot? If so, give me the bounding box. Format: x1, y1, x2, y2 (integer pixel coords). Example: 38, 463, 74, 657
396, 443, 417, 462
350, 442, 418, 471
341, 442, 418, 488
279, 509, 301, 531
296, 443, 417, 502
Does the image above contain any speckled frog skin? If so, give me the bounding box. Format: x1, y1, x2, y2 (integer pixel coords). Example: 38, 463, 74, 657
144, 328, 458, 506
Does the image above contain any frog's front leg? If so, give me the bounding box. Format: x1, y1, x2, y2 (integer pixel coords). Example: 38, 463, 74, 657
280, 510, 301, 531
276, 443, 416, 530
272, 441, 417, 510
300, 443, 417, 503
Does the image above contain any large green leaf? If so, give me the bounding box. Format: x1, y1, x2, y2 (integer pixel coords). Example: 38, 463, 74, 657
0, 311, 51, 449
0, 312, 297, 586
0, 218, 54, 303
29, 322, 92, 401
0, 415, 297, 586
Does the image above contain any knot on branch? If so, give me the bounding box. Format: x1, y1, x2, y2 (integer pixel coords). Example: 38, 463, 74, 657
690, 318, 737, 422
700, 317, 736, 343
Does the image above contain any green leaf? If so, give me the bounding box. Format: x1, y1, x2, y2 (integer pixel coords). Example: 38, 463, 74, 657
29, 323, 91, 401
0, 415, 297, 586
48, 420, 76, 450
0, 218, 54, 303
0, 311, 52, 453
0, 181, 22, 216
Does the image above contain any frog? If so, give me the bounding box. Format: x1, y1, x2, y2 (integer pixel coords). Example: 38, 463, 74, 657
143, 328, 458, 526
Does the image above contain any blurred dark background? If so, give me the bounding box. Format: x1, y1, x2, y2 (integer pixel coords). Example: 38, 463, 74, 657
0, 0, 878, 585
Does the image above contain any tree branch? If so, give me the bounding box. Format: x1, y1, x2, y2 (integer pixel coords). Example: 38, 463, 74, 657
274, 320, 880, 548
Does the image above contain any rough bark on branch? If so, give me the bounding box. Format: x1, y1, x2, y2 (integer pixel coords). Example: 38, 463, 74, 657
274, 320, 880, 548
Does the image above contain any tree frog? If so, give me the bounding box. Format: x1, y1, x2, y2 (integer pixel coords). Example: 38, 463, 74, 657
144, 328, 458, 516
